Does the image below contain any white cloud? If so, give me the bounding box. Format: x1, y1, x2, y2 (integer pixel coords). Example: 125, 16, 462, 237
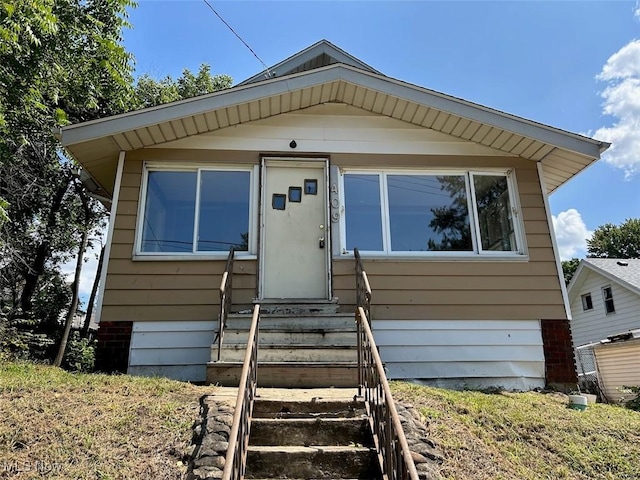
594, 39, 640, 178
634, 1, 640, 21
552, 209, 592, 261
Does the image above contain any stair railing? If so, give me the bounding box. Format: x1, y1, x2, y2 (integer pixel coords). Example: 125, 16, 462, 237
221, 304, 260, 480
356, 306, 420, 480
216, 247, 235, 361
354, 247, 372, 394
354, 247, 372, 323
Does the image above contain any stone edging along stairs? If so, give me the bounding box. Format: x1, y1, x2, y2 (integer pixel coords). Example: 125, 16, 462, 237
187, 388, 443, 480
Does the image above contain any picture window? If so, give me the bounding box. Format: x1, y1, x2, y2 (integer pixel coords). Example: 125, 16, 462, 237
139, 167, 252, 254
341, 170, 522, 256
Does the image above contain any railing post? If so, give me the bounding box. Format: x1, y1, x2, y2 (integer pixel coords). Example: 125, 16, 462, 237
356, 307, 420, 480
222, 304, 260, 480
356, 309, 363, 397
217, 247, 235, 361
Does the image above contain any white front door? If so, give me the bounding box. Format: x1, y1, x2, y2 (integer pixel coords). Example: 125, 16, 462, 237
261, 159, 329, 299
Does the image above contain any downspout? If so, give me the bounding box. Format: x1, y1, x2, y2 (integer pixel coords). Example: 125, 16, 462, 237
537, 161, 572, 321
94, 151, 126, 324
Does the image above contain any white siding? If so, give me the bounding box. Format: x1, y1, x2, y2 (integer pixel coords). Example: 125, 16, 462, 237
128, 320, 217, 382
594, 339, 640, 403
155, 104, 510, 157
372, 319, 545, 391
569, 270, 640, 347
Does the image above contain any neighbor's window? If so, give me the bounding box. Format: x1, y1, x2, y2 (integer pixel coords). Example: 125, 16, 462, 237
342, 170, 520, 255
140, 168, 251, 254
581, 293, 593, 311
602, 286, 615, 314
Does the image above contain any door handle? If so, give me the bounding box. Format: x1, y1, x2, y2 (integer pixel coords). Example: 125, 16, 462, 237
319, 237, 325, 249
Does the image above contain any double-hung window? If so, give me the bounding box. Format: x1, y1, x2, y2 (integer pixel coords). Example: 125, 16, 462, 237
341, 169, 522, 256
138, 166, 254, 255
602, 286, 615, 314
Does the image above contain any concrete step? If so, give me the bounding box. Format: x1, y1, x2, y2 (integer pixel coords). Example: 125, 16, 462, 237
244, 445, 379, 479
252, 398, 365, 419
206, 362, 358, 388
254, 298, 340, 315
213, 345, 357, 363
220, 329, 357, 346
226, 313, 355, 331
249, 417, 372, 447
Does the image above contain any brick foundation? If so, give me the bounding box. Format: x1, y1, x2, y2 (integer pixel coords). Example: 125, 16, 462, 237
541, 319, 578, 391
95, 321, 132, 374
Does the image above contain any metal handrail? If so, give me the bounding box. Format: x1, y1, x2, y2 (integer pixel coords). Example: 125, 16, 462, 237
217, 247, 235, 361
221, 304, 260, 480
354, 248, 372, 322
356, 306, 420, 480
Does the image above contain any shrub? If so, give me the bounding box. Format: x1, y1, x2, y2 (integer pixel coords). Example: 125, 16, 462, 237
0, 310, 55, 361
63, 332, 95, 372
623, 386, 640, 411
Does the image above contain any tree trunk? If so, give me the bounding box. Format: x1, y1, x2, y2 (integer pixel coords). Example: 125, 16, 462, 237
82, 244, 104, 337
54, 227, 88, 367
19, 176, 71, 313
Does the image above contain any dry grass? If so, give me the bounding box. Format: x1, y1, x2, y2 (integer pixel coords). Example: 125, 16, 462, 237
0, 362, 208, 480
3, 363, 640, 480
391, 382, 640, 480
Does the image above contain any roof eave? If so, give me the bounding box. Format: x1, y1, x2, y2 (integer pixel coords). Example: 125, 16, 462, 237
61, 64, 607, 161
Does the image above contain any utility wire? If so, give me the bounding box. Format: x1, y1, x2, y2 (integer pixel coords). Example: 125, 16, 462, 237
202, 0, 273, 79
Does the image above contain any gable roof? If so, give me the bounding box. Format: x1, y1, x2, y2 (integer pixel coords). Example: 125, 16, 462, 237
60, 41, 609, 198
237, 39, 382, 86
568, 258, 640, 300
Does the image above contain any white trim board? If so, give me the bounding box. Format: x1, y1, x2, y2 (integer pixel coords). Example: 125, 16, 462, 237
95, 151, 125, 323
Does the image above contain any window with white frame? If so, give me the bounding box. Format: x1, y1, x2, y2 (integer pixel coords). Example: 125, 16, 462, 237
581, 293, 593, 311
138, 167, 253, 254
341, 170, 522, 255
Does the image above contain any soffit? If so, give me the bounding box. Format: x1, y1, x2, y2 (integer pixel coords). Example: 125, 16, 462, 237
62, 64, 608, 196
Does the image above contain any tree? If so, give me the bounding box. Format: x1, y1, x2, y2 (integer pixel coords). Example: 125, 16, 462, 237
1, 1, 234, 366
587, 218, 640, 259
0, 0, 136, 357
134, 64, 232, 109
0, 198, 8, 225
562, 258, 580, 285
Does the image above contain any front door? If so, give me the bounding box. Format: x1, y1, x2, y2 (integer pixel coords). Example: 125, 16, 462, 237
260, 159, 329, 299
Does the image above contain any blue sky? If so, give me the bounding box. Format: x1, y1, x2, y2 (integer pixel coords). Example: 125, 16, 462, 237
70, 0, 640, 303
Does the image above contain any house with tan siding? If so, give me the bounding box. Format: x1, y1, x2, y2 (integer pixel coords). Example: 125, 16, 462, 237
60, 40, 609, 390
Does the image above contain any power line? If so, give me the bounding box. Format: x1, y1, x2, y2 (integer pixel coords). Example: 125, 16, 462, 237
202, 0, 273, 79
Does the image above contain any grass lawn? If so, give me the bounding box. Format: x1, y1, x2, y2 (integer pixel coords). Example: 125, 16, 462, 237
0, 362, 208, 479
2, 363, 640, 479
391, 382, 640, 480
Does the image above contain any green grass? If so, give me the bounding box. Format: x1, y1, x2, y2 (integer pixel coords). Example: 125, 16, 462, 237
3, 363, 640, 479
0, 362, 209, 480
391, 382, 640, 480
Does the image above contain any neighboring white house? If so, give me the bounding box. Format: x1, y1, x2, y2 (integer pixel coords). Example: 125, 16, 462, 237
568, 258, 640, 348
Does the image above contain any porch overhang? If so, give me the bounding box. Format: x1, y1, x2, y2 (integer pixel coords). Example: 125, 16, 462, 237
61, 63, 609, 198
